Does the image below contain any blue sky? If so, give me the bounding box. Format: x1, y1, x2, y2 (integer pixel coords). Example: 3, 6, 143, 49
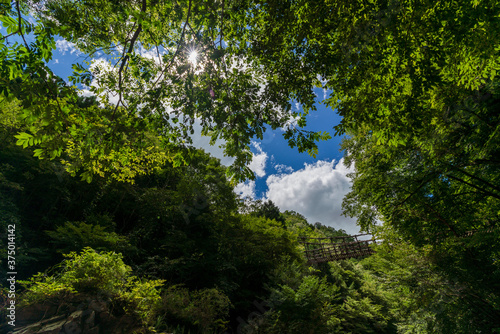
2, 23, 361, 233
251, 102, 346, 198
238, 101, 359, 234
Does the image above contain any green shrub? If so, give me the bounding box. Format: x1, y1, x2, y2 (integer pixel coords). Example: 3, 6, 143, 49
21, 248, 164, 326
259, 275, 340, 334
46, 219, 133, 254
21, 248, 130, 302
122, 278, 165, 325
158, 285, 231, 333
248, 260, 397, 334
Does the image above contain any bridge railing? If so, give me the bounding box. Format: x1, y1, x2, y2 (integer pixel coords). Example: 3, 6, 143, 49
299, 234, 377, 264
299, 227, 499, 264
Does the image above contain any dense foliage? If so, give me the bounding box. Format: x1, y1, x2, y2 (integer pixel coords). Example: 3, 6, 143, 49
0, 130, 386, 332
1, 122, 499, 332
1, 0, 499, 333
0, 0, 331, 183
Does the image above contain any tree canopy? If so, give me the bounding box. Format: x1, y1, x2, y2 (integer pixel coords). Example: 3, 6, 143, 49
1, 0, 333, 183
1, 1, 500, 332
2, 0, 498, 183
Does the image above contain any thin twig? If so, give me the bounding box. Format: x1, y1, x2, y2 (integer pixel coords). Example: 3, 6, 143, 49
220, 0, 225, 48
451, 165, 500, 193
396, 172, 437, 208
149, 0, 193, 110
186, 22, 203, 44
112, 0, 147, 117
146, 30, 163, 65
418, 199, 459, 237
81, 43, 125, 63
446, 174, 500, 201
0, 31, 20, 41
16, 0, 29, 49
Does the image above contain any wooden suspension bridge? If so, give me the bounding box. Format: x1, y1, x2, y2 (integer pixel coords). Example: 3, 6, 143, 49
300, 227, 498, 264
299, 234, 376, 264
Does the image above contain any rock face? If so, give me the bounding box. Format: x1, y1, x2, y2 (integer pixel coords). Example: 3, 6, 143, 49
2, 297, 145, 334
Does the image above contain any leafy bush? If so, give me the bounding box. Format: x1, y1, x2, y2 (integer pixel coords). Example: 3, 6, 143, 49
21, 248, 129, 302
121, 278, 165, 325
46, 216, 133, 254
258, 275, 340, 334
246, 259, 397, 334
158, 285, 231, 333
21, 248, 164, 326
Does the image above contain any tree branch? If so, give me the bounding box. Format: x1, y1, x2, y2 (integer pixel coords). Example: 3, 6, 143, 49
149, 0, 193, 109
446, 174, 500, 201
146, 30, 163, 65
0, 31, 20, 41
15, 0, 29, 49
113, 0, 147, 116
396, 172, 437, 208
220, 0, 225, 48
418, 199, 460, 237
451, 166, 500, 193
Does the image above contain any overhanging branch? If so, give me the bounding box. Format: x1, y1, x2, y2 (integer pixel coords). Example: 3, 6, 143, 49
114, 0, 147, 115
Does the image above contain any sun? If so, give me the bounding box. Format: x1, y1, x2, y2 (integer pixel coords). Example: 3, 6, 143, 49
188, 49, 198, 66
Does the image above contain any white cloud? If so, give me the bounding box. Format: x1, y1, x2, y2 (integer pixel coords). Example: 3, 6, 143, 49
234, 180, 256, 199
55, 39, 80, 56
248, 142, 268, 177
249, 154, 267, 177
138, 45, 165, 65
274, 164, 293, 174
189, 121, 235, 166
316, 74, 330, 100
294, 101, 301, 112
78, 89, 94, 97
85, 58, 121, 105
280, 114, 301, 132
265, 158, 360, 234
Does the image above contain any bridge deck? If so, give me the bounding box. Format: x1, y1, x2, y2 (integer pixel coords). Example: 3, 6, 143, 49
299, 234, 376, 264
300, 227, 498, 264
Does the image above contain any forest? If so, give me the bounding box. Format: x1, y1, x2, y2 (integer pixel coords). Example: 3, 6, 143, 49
1, 0, 499, 333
